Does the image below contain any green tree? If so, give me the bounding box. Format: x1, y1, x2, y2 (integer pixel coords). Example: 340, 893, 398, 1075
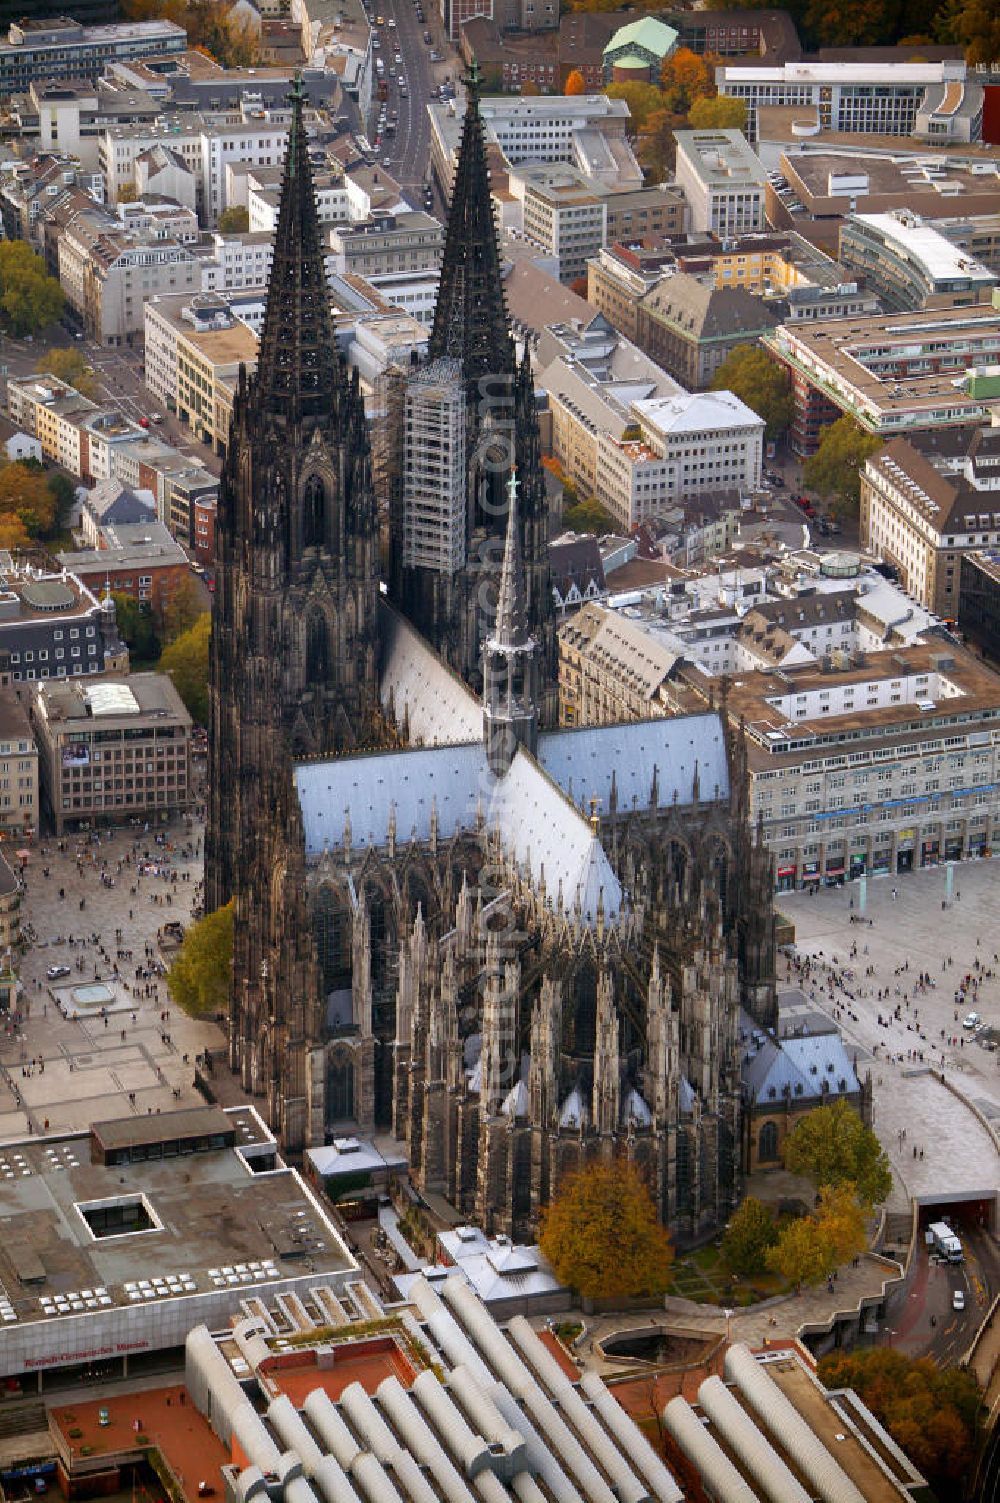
783, 1097, 893, 1207
710, 346, 793, 440
540, 1162, 674, 1300
167, 899, 233, 1018
46, 472, 76, 532
160, 611, 210, 725
818, 1349, 979, 1494
563, 496, 615, 534
218, 204, 250, 233
37, 346, 98, 400
112, 592, 161, 664
687, 95, 748, 131
0, 241, 64, 337
722, 1196, 778, 1274
802, 416, 882, 519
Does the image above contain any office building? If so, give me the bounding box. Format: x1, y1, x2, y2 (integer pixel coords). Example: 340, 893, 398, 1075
506, 164, 607, 283
839, 210, 997, 311
717, 57, 972, 140
428, 91, 642, 197
32, 674, 191, 835
99, 117, 290, 223
764, 302, 1000, 454
58, 218, 199, 346
861, 427, 1000, 621
328, 211, 444, 279
143, 293, 259, 454
674, 128, 767, 236
0, 17, 185, 93
636, 271, 779, 388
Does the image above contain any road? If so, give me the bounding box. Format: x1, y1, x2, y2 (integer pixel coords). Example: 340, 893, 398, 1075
367, 0, 456, 196
886, 1230, 996, 1366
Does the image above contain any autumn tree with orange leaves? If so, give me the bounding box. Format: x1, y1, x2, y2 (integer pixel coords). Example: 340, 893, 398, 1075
564, 69, 585, 96
540, 1162, 674, 1299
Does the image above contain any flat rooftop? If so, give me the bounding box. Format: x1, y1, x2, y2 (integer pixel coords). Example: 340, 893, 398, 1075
849, 212, 996, 285
35, 671, 190, 730
766, 302, 1000, 420
0, 1106, 358, 1376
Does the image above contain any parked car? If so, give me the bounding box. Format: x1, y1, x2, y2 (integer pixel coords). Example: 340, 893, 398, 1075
46, 965, 71, 980
963, 1012, 981, 1029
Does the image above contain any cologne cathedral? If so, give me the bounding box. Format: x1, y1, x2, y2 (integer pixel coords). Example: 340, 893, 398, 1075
206, 75, 776, 1240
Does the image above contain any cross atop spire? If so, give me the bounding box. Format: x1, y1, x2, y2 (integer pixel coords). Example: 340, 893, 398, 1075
428, 65, 514, 395
491, 470, 531, 653
252, 75, 343, 423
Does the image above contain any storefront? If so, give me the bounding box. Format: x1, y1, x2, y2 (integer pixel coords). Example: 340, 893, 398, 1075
969, 833, 988, 856
802, 861, 821, 887
871, 850, 891, 876
849, 852, 867, 878
945, 837, 964, 860
824, 859, 845, 886
777, 863, 796, 893
896, 829, 915, 873
921, 838, 940, 867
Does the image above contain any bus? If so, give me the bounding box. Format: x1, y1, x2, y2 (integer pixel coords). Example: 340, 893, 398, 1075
928, 1221, 963, 1262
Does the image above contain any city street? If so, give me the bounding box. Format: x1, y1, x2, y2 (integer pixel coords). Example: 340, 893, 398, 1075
369, 0, 455, 194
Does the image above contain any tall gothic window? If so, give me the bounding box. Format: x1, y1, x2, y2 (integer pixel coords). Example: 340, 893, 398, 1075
306, 609, 329, 687
303, 474, 326, 549
327, 1053, 354, 1122
758, 1120, 779, 1162
313, 885, 350, 995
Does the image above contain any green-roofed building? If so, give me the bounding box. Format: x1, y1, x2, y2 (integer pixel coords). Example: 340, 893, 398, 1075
603, 15, 677, 83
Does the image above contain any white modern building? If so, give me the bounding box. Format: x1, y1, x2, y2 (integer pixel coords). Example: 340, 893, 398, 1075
717, 58, 969, 140
506, 164, 608, 284
839, 210, 997, 312
99, 118, 290, 222
673, 129, 767, 237
0, 16, 185, 93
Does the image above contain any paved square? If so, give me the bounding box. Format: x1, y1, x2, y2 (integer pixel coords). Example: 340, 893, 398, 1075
2, 811, 225, 1138
780, 860, 1000, 1213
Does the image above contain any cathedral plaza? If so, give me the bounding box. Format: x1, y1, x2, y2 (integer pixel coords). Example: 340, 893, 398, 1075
778, 858, 1000, 1223
0, 814, 222, 1140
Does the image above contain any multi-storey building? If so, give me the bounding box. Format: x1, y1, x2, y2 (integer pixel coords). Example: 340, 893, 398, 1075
7, 376, 94, 475
764, 302, 1000, 454
328, 212, 444, 279
722, 640, 1000, 888
839, 211, 997, 312
56, 523, 191, 626
717, 58, 971, 141
99, 117, 290, 223
636, 271, 779, 389
0, 153, 105, 246
143, 294, 259, 454
428, 91, 642, 197
0, 682, 39, 840
543, 347, 763, 529
673, 129, 767, 237
0, 16, 184, 93
959, 551, 1000, 664
0, 560, 127, 688
32, 674, 191, 835
58, 218, 199, 346
861, 427, 1000, 622
507, 165, 607, 284
194, 231, 276, 293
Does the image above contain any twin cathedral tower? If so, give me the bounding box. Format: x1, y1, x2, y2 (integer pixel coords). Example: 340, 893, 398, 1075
206, 76, 776, 1239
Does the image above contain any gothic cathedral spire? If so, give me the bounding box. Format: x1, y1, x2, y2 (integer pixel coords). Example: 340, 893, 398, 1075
428, 61, 515, 400
253, 76, 346, 424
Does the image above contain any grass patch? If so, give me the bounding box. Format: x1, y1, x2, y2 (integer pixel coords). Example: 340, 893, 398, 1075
666, 1244, 790, 1306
